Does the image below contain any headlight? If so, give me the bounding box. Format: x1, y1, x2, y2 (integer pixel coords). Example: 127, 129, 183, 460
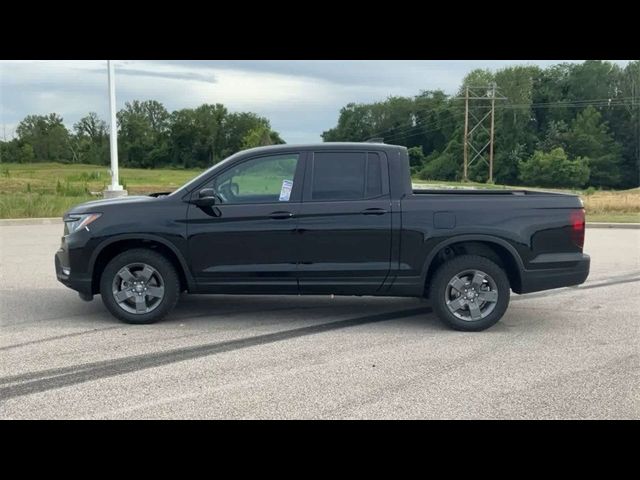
64, 213, 102, 234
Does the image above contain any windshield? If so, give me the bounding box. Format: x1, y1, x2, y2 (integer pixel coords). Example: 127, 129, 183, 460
168, 152, 241, 197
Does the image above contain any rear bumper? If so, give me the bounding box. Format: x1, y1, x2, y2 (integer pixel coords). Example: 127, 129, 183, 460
519, 253, 590, 294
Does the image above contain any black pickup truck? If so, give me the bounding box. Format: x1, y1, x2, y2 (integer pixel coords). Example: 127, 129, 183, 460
55, 142, 590, 331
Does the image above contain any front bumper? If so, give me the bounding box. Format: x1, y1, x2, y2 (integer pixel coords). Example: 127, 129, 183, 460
55, 243, 92, 296
519, 253, 590, 294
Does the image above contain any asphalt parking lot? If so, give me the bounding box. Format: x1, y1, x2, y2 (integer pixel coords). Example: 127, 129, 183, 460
1, 223, 638, 419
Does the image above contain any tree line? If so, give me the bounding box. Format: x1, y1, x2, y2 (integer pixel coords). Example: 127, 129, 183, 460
1, 60, 638, 189
0, 100, 284, 169
322, 60, 640, 189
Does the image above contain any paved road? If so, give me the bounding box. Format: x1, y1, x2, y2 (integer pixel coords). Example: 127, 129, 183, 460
1, 224, 638, 419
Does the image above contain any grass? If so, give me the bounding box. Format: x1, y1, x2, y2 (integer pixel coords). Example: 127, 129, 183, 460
586, 212, 640, 223
0, 163, 200, 219
0, 162, 638, 222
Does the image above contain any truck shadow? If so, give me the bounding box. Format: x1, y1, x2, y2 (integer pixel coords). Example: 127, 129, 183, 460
170, 294, 436, 328
1, 288, 442, 331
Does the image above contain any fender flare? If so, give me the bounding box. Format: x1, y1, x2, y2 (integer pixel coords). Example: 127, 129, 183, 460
420, 234, 525, 285
88, 233, 195, 290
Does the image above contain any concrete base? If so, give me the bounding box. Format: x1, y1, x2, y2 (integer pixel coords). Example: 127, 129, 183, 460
103, 188, 128, 199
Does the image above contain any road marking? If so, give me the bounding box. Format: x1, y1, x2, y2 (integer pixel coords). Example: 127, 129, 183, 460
513, 273, 640, 301
0, 326, 120, 352
0, 306, 431, 400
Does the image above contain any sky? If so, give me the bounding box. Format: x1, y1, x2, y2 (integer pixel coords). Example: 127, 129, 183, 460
0, 60, 632, 144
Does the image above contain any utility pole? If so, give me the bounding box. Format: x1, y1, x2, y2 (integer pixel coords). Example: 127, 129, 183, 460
104, 60, 127, 198
0, 124, 4, 163
489, 83, 496, 183
463, 86, 469, 181
635, 76, 640, 187
457, 83, 506, 182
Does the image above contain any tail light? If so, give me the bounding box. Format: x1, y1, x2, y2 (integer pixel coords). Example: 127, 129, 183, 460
570, 209, 585, 249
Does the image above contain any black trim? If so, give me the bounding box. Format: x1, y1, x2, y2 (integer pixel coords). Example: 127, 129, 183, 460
520, 254, 591, 294
88, 234, 196, 291
418, 234, 525, 286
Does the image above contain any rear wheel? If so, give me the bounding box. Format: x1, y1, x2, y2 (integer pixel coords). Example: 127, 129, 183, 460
100, 248, 180, 324
429, 255, 510, 331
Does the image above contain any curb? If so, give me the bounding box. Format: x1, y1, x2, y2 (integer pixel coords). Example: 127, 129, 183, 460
0, 217, 62, 226
1, 217, 639, 229
586, 222, 640, 229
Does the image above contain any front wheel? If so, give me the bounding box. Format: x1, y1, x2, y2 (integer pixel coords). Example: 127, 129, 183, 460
100, 248, 180, 324
429, 255, 510, 332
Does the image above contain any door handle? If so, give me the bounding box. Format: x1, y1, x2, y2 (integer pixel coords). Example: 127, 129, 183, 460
360, 208, 387, 215
270, 211, 294, 219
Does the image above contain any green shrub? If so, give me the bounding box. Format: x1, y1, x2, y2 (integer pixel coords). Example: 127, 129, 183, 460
418, 152, 460, 181
518, 147, 590, 189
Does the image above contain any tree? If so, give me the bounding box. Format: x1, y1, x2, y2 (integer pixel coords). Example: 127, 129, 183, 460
15, 113, 72, 162
0, 139, 21, 163
320, 60, 638, 189
564, 106, 623, 188
72, 112, 109, 165
19, 143, 35, 163
117, 100, 170, 168
492, 66, 539, 184
408, 146, 426, 166
518, 148, 589, 189
614, 60, 640, 188
169, 104, 228, 168
241, 124, 275, 149
418, 138, 464, 181
536, 120, 569, 152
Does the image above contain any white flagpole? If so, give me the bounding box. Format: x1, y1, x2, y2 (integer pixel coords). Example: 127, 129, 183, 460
105, 60, 126, 197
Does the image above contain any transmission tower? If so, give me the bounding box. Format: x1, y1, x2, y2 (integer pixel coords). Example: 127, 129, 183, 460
457, 83, 507, 183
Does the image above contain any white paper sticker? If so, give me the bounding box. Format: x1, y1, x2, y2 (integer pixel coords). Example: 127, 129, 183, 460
279, 179, 293, 201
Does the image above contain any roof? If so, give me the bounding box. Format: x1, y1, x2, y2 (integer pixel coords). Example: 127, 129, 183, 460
237, 142, 407, 156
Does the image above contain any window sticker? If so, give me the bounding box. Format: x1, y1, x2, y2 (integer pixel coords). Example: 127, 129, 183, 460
279, 179, 293, 201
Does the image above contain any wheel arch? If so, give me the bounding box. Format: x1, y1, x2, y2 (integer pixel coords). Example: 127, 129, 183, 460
89, 234, 194, 295
421, 235, 524, 295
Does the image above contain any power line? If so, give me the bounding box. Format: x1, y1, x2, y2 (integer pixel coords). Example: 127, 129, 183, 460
384, 113, 462, 141
384, 125, 452, 143
358, 97, 637, 143
360, 113, 456, 142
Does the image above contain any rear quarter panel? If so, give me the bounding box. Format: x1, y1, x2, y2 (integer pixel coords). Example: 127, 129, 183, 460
396, 193, 584, 282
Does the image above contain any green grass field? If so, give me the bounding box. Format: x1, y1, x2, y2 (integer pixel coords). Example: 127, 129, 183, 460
1, 162, 638, 222
0, 163, 199, 219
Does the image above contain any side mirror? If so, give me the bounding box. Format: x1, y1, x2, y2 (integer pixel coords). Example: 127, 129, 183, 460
192, 188, 217, 207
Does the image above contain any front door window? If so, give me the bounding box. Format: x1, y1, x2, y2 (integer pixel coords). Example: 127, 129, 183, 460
211, 154, 299, 204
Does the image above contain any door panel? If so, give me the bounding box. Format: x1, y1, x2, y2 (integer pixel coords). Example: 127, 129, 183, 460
187, 203, 300, 293
297, 151, 392, 294
187, 152, 304, 294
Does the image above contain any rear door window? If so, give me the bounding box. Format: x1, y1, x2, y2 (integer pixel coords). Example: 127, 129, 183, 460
309, 151, 385, 201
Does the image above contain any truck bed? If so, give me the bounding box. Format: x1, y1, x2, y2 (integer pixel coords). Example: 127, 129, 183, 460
412, 188, 565, 196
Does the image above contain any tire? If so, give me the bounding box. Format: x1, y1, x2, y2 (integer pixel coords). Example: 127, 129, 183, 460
100, 248, 180, 324
429, 254, 510, 332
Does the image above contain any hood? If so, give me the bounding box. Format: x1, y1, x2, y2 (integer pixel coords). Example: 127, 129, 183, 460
66, 195, 157, 214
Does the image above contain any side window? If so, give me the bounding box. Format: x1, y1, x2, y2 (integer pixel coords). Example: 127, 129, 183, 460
312, 152, 365, 201
366, 152, 382, 198
210, 154, 299, 204
311, 151, 384, 201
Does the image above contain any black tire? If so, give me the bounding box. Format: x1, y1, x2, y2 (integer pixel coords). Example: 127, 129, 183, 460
100, 248, 180, 324
429, 254, 510, 332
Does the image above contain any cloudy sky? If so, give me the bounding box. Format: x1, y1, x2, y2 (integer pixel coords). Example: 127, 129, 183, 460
0, 60, 632, 144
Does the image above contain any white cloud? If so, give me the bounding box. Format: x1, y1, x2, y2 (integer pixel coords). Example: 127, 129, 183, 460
1, 60, 633, 144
